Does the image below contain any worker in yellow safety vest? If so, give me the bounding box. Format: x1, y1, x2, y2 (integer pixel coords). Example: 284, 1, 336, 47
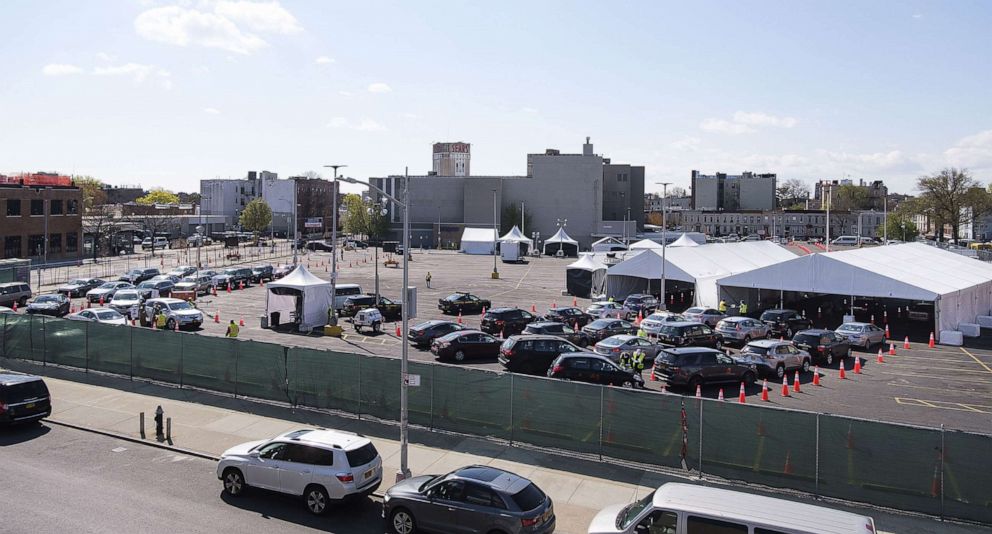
155, 310, 168, 330
226, 320, 239, 338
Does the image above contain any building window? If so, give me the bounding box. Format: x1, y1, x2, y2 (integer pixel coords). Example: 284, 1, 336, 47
66, 232, 78, 253
51, 199, 64, 215
49, 233, 62, 254
4, 236, 21, 257
28, 234, 45, 255
67, 199, 79, 214
6, 198, 21, 216
30, 199, 44, 216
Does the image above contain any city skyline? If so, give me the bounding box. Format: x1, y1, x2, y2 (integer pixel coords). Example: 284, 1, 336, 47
2, 1, 991, 195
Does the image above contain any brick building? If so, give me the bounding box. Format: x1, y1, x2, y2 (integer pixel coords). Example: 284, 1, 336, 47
1, 175, 83, 263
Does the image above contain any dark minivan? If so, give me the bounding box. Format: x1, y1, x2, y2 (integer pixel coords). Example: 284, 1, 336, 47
499, 335, 582, 375
0, 374, 51, 425
651, 347, 756, 391
480, 308, 537, 337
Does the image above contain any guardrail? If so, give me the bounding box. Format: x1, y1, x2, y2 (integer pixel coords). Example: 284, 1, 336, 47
1, 313, 989, 525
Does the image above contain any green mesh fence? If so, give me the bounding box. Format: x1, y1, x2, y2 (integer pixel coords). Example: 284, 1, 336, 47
287, 348, 361, 413
511, 375, 602, 455
86, 322, 133, 376
941, 430, 992, 523
44, 318, 88, 369
406, 361, 434, 428
235, 341, 286, 402
818, 416, 941, 516
432, 365, 511, 440
180, 334, 236, 394
360, 356, 401, 421
0, 315, 5, 356
130, 328, 182, 384
3, 314, 44, 362
602, 389, 686, 468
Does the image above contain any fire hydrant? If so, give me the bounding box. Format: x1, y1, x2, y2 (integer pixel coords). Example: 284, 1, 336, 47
154, 406, 164, 438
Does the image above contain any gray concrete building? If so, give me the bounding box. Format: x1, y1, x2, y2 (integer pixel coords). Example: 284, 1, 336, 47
691, 170, 776, 211
200, 171, 336, 236
433, 142, 470, 176
680, 209, 886, 239
814, 179, 888, 210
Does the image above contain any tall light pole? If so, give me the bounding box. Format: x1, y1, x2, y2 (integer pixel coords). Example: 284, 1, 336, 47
292, 184, 299, 266
825, 182, 832, 252
883, 196, 888, 244
656, 182, 670, 307
323, 165, 346, 326
340, 171, 412, 480
492, 189, 498, 278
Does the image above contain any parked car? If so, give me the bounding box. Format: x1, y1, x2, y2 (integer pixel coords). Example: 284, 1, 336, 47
714, 316, 770, 346
141, 236, 170, 250
542, 306, 595, 328
548, 352, 644, 388
383, 465, 555, 534
273, 264, 295, 279
409, 320, 465, 348
149, 274, 181, 284
26, 294, 70, 316
581, 318, 637, 342
353, 308, 384, 334
906, 303, 933, 322
593, 335, 663, 365
586, 301, 624, 319
654, 321, 723, 349
0, 306, 14, 314
793, 329, 851, 365
109, 289, 143, 318
481, 308, 537, 336
166, 265, 197, 278
332, 284, 363, 311
85, 281, 134, 303
834, 321, 886, 350
140, 297, 204, 330
342, 295, 402, 320
621, 293, 659, 320
173, 275, 213, 296
498, 335, 583, 374
135, 280, 174, 300
250, 264, 274, 283
57, 277, 105, 298
0, 374, 52, 426
120, 267, 160, 284
65, 307, 128, 325
213, 267, 252, 290
217, 428, 382, 515
681, 306, 725, 327
0, 282, 32, 308
637, 311, 685, 336
737, 339, 811, 379
759, 309, 813, 338
430, 330, 502, 362
438, 292, 491, 314
651, 347, 757, 390
522, 321, 591, 347
305, 240, 335, 252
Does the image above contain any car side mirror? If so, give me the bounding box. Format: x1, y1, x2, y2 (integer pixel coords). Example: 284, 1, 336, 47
249, 451, 260, 458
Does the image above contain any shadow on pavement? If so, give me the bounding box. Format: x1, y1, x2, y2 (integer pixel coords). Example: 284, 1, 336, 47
219, 490, 383, 533
0, 421, 52, 445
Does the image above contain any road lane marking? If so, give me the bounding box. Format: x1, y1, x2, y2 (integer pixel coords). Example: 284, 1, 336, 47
879, 371, 992, 385
895, 397, 992, 414
960, 347, 992, 375
886, 382, 992, 398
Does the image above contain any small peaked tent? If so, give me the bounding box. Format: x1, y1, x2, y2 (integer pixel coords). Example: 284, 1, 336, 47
566, 254, 608, 298
498, 225, 534, 255
629, 238, 663, 250
265, 264, 332, 331
460, 228, 497, 255
591, 236, 627, 253
543, 227, 579, 257
670, 233, 700, 247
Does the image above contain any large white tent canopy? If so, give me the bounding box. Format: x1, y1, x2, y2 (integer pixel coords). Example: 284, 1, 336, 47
629, 238, 663, 250
499, 226, 534, 245
591, 236, 626, 253
670, 234, 700, 247
460, 227, 497, 255
265, 265, 332, 331
717, 243, 992, 334
543, 227, 579, 256
605, 241, 798, 306
566, 254, 608, 297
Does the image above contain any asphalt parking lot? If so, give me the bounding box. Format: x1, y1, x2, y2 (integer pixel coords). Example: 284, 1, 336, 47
20, 245, 992, 436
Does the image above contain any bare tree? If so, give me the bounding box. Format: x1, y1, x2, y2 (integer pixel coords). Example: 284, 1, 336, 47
776, 178, 810, 207
132, 214, 180, 257
82, 206, 124, 261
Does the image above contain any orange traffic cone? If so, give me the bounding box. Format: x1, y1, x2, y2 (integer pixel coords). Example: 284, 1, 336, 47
395, 324, 401, 336
212, 286, 217, 296
531, 304, 536, 313
239, 280, 244, 290
261, 279, 265, 287
481, 306, 486, 316
636, 310, 643, 325
783, 451, 794, 475
781, 376, 790, 397
11, 302, 16, 312
717, 388, 725, 401
572, 297, 577, 306
761, 379, 769, 401
214, 311, 220, 323
457, 312, 463, 324
839, 359, 847, 379
877, 349, 885, 364
99, 296, 104, 306
174, 321, 179, 332
552, 301, 557, 309
227, 284, 231, 293
885, 324, 890, 338
87, 300, 91, 309
738, 382, 746, 404
929, 332, 935, 348
500, 328, 505, 339
793, 371, 801, 393
904, 336, 910, 349
812, 366, 821, 386
889, 343, 896, 356
854, 357, 862, 374
649, 365, 657, 381
239, 317, 245, 327
695, 384, 702, 398
130, 318, 136, 326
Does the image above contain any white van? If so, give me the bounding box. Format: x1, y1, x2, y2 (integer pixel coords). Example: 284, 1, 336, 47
332, 283, 362, 311
587, 483, 876, 534
830, 235, 859, 246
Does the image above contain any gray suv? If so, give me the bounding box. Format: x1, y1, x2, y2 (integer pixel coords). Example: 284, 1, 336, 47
384, 465, 555, 534
737, 339, 811, 379
0, 282, 32, 308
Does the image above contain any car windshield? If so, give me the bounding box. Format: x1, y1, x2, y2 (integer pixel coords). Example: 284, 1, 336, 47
685, 307, 704, 314
793, 333, 820, 344
598, 337, 623, 346
438, 332, 462, 342
35, 295, 59, 303
179, 277, 196, 283
657, 325, 680, 335
588, 319, 612, 329
510, 483, 546, 512
168, 302, 193, 311
617, 490, 656, 529
115, 291, 138, 300
137, 282, 155, 288
761, 311, 787, 320
743, 344, 770, 355
836, 324, 861, 332
444, 294, 466, 302
96, 310, 122, 320
126, 269, 141, 275
68, 279, 87, 285
98, 282, 117, 289
223, 269, 239, 275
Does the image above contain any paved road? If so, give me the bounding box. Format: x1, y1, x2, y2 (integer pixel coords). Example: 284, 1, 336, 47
0, 424, 383, 534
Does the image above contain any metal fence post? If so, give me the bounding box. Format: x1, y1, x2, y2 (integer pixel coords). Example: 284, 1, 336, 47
815, 413, 820, 495
283, 346, 291, 406
598, 387, 604, 461
178, 330, 184, 388
698, 399, 703, 476
357, 353, 363, 420
129, 324, 134, 380
940, 424, 945, 519
429, 365, 435, 431
509, 373, 515, 446
41, 316, 46, 367
233, 338, 240, 398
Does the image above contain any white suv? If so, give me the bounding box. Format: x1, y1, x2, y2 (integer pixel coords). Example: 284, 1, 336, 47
142, 297, 204, 330
217, 428, 383, 515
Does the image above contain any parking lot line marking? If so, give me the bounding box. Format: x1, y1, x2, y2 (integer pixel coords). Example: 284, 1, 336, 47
879, 371, 992, 385
883, 362, 992, 374
960, 347, 992, 375
895, 397, 992, 414
886, 382, 992, 398
884, 353, 979, 364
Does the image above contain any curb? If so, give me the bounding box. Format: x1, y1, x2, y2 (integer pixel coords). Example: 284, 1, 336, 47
46, 418, 220, 461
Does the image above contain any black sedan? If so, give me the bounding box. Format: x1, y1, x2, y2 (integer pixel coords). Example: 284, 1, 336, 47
542, 306, 595, 328
793, 329, 851, 366
548, 352, 644, 388
438, 292, 491, 315
581, 318, 636, 342
26, 294, 70, 317
57, 278, 105, 298
430, 330, 501, 362
409, 320, 465, 348
522, 321, 591, 347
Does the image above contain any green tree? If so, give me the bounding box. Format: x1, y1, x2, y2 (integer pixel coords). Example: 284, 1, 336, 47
341, 194, 367, 237
878, 216, 919, 242
72, 175, 107, 212
500, 203, 532, 236
136, 188, 179, 205
776, 178, 809, 207
915, 168, 991, 243
830, 184, 871, 211
239, 198, 273, 243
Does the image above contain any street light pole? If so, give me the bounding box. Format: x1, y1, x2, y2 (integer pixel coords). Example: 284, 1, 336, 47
323, 165, 347, 327
825, 182, 832, 252
656, 182, 671, 307
492, 189, 498, 278
292, 184, 298, 266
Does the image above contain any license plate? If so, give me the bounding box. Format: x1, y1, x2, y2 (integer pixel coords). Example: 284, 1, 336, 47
25, 403, 35, 409
364, 468, 374, 480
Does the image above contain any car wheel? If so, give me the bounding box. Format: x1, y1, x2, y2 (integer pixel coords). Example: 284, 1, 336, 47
863, 339, 870, 350
372, 322, 381, 333
714, 339, 723, 350
455, 350, 466, 362
743, 371, 756, 386
389, 508, 416, 534
743, 335, 751, 344
18, 296, 27, 306
801, 359, 811, 373
621, 379, 634, 388
775, 364, 785, 379
825, 352, 835, 366
304, 485, 329, 515
166, 319, 176, 331
222, 468, 246, 496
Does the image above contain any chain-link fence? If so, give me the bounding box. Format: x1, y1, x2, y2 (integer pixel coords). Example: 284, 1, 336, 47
1, 313, 989, 524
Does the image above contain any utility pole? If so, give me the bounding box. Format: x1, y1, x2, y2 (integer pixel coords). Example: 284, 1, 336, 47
492, 189, 498, 278
520, 201, 525, 235
323, 165, 346, 327
883, 196, 888, 244
656, 182, 671, 308
825, 182, 832, 252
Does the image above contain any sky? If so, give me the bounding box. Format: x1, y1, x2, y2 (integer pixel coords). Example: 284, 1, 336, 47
1, 0, 991, 195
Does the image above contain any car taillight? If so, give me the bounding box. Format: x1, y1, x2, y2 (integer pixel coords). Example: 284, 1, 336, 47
612, 347, 620, 353
818, 345, 826, 352
551, 364, 563, 374
502, 349, 514, 357
335, 473, 354, 483
495, 320, 505, 325
0, 401, 6, 414
521, 516, 540, 527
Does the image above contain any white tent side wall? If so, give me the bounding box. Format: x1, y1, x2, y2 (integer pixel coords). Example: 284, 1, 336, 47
461, 228, 496, 255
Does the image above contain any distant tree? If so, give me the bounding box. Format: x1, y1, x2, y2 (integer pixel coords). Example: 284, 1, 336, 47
342, 194, 367, 237
239, 198, 273, 244
667, 186, 688, 198
300, 170, 321, 179
776, 178, 809, 207
830, 184, 871, 211
82, 206, 122, 260
915, 168, 992, 243
72, 175, 107, 212
646, 212, 664, 226
878, 216, 919, 242
131, 214, 178, 257
136, 188, 179, 205
501, 203, 532, 236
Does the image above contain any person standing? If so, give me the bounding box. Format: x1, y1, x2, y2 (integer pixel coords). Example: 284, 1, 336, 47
618, 351, 633, 372
155, 310, 167, 330
739, 300, 748, 316
425, 271, 432, 288
718, 299, 728, 314
226, 319, 239, 338
631, 348, 646, 378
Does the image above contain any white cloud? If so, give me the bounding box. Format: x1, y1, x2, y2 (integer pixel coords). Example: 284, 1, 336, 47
944, 129, 992, 169
92, 62, 170, 84
42, 64, 83, 76
913, 13, 923, 19
401, 112, 419, 119
367, 82, 392, 93
520, 107, 539, 113
327, 117, 387, 132
732, 111, 799, 128
203, 107, 221, 114
315, 56, 334, 65
134, 1, 300, 55
96, 52, 116, 62
670, 136, 701, 152
337, 90, 353, 97
699, 118, 755, 135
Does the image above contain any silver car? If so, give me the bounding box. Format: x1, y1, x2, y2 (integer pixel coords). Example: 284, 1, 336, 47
594, 335, 663, 365
682, 306, 725, 327
638, 311, 685, 336
586, 302, 624, 319
383, 465, 555, 534
85, 281, 134, 303
173, 275, 213, 295
715, 317, 770, 345
834, 322, 886, 349
737, 339, 811, 379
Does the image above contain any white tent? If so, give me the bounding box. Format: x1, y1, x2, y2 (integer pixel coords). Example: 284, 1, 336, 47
605, 241, 798, 306
566, 254, 608, 297
670, 234, 700, 247
629, 238, 663, 250
460, 228, 497, 255
543, 227, 579, 256
265, 265, 332, 331
717, 243, 992, 335
499, 226, 534, 246
591, 236, 627, 253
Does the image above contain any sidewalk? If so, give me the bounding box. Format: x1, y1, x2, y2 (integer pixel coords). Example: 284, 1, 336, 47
2, 360, 982, 534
